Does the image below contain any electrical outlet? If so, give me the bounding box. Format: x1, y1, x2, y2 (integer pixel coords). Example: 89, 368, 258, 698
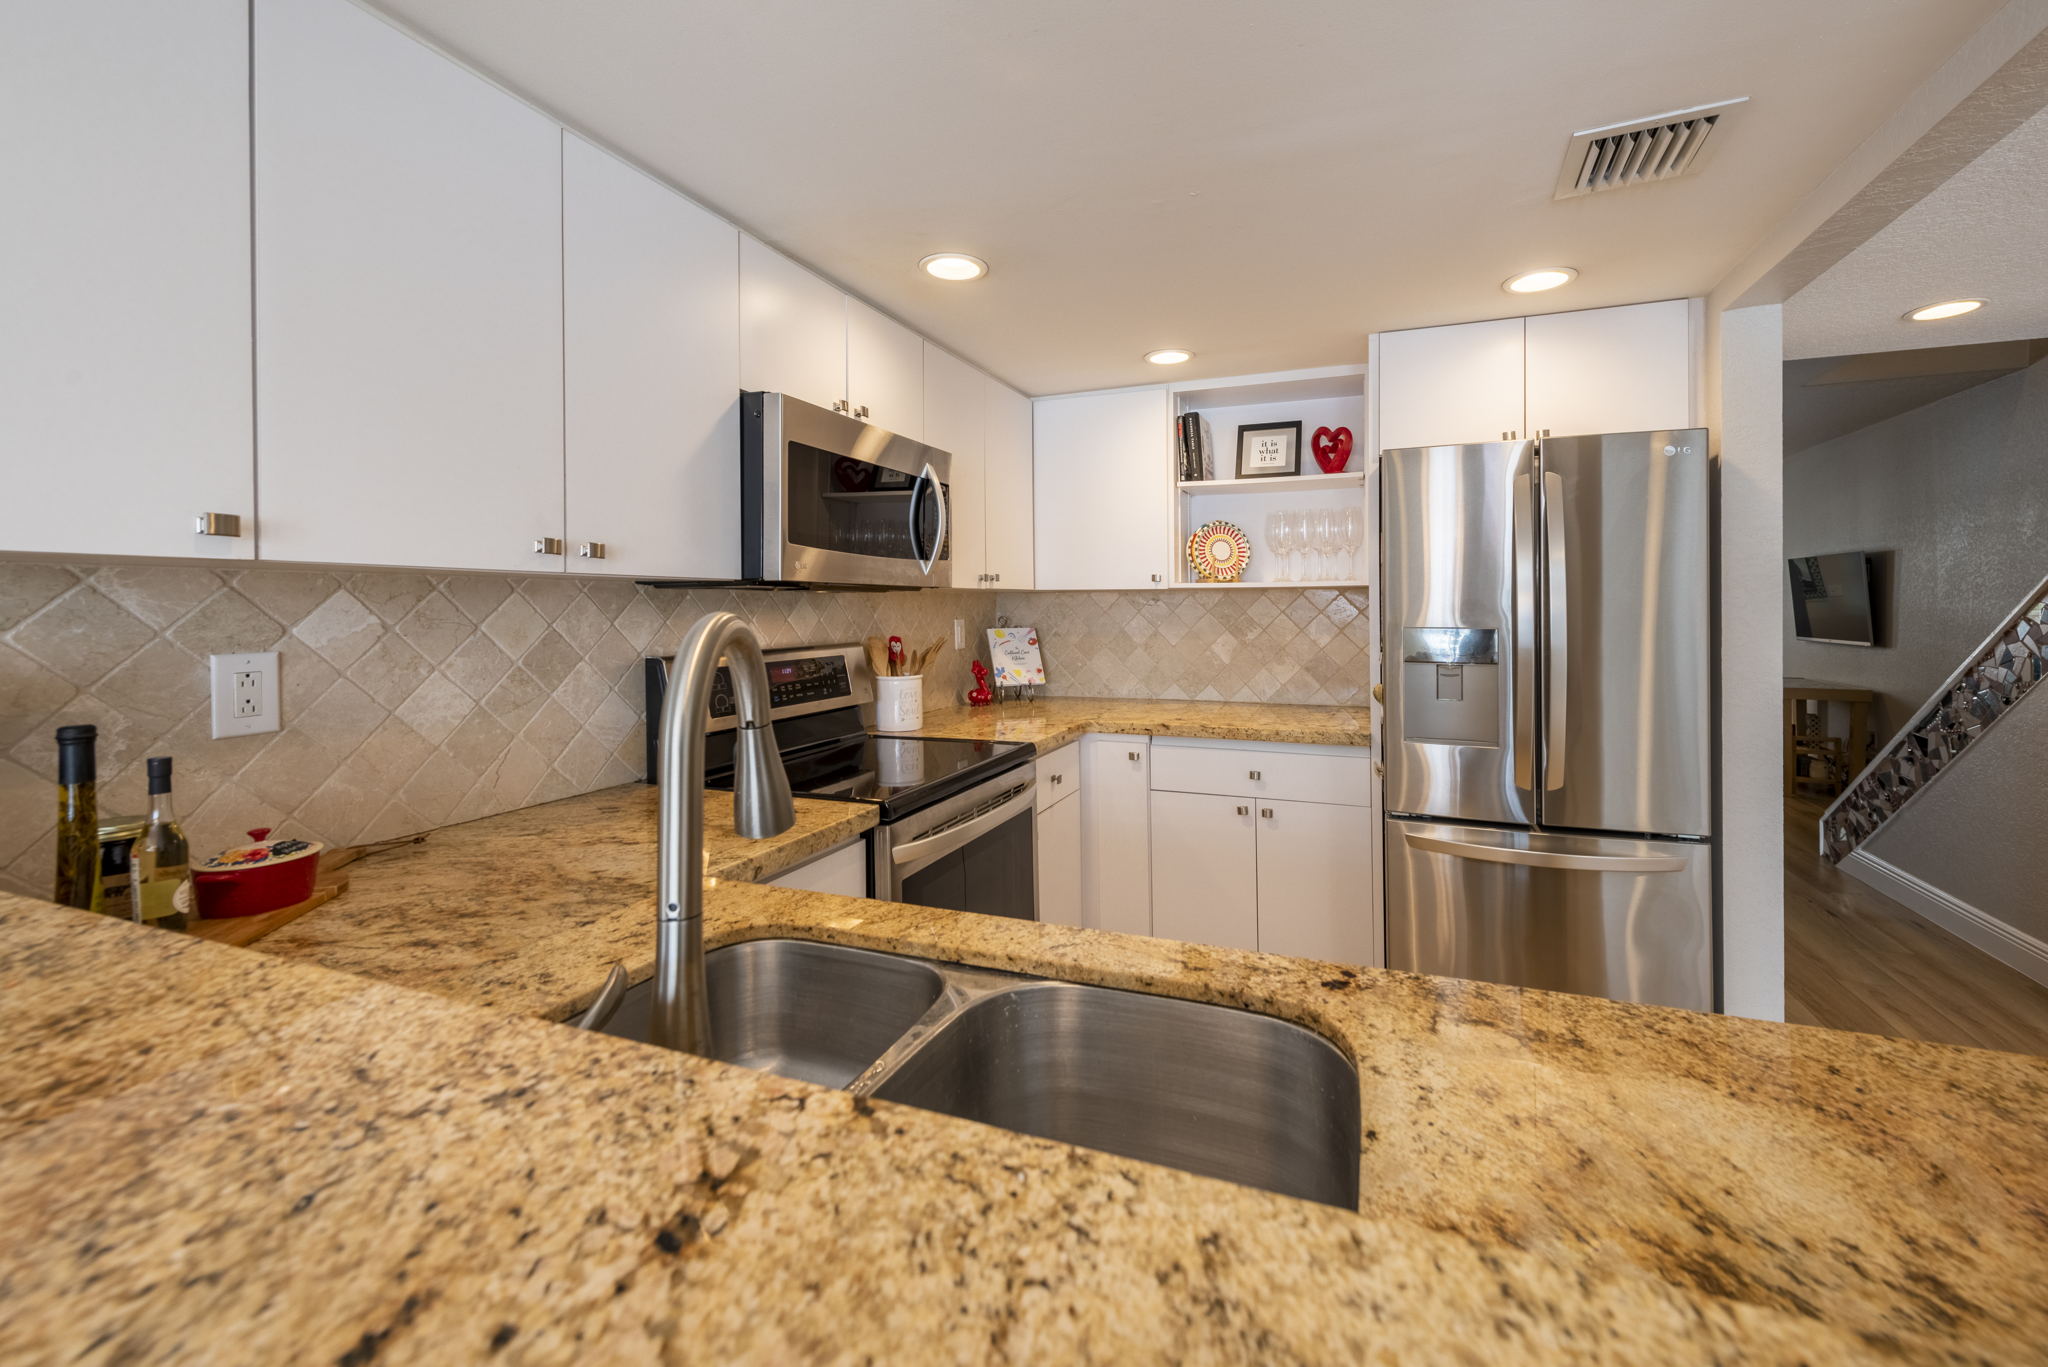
211, 652, 279, 738
953, 619, 965, 650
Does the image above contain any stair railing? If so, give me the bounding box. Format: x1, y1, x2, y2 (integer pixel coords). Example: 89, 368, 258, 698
1820, 571, 2048, 863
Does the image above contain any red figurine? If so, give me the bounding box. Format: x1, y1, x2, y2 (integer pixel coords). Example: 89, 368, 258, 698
1310, 425, 1354, 474
967, 659, 993, 707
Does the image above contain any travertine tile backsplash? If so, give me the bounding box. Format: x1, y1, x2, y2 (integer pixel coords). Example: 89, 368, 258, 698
0, 560, 992, 897
994, 588, 1371, 707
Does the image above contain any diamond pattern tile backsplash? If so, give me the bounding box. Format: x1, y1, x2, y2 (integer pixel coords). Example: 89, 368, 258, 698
0, 560, 993, 898
993, 588, 1372, 706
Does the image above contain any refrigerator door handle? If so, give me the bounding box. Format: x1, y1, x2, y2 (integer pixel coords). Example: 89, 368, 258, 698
1403, 831, 1688, 873
1542, 470, 1568, 793
1512, 470, 1537, 793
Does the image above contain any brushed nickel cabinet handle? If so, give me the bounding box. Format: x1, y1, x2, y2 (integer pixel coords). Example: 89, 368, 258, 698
533, 537, 564, 555
195, 512, 242, 537
1127, 751, 1139, 762
1236, 805, 1248, 816
578, 542, 606, 559
1260, 808, 1273, 819
1050, 773, 1063, 785
1248, 770, 1261, 781
855, 404, 870, 420
832, 399, 849, 414
1151, 573, 1163, 583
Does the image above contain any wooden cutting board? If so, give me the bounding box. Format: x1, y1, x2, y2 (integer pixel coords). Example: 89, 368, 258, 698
188, 847, 359, 948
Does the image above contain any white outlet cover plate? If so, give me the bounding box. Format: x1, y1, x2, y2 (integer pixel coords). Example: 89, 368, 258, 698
210, 651, 280, 738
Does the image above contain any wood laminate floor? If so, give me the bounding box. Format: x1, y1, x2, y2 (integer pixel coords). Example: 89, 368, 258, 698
1784, 796, 2048, 1056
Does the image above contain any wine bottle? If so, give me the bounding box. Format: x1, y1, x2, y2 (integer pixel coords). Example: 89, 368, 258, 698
53, 724, 100, 912
131, 756, 194, 932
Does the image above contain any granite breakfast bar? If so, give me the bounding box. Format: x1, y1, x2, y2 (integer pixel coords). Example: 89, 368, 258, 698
4, 698, 2047, 1362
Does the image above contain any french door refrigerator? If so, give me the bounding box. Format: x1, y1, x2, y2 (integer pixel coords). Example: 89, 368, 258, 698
1381, 430, 1714, 1011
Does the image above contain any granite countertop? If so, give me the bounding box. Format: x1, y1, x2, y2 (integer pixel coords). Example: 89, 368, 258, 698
911, 696, 1372, 750
7, 696, 2048, 1361
4, 887, 2046, 1363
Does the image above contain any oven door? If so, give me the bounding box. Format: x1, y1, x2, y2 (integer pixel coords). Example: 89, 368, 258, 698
875, 768, 1037, 919
745, 391, 952, 587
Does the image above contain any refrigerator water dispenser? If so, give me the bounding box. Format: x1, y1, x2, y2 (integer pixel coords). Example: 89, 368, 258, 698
1400, 628, 1499, 745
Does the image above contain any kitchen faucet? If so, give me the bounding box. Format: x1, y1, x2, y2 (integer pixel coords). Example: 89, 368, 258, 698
649, 611, 795, 1052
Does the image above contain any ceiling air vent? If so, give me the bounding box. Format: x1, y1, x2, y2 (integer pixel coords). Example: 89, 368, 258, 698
1554, 97, 1747, 199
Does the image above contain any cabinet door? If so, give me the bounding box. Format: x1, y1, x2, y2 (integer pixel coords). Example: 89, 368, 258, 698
739, 235, 847, 413
847, 300, 924, 440
1036, 790, 1082, 927
563, 134, 740, 580
1374, 317, 1525, 451
1033, 389, 1172, 590
254, 0, 563, 572
983, 380, 1036, 589
1079, 736, 1151, 936
1524, 300, 1693, 439
1, 0, 253, 560
1150, 792, 1259, 951
923, 344, 985, 583
1256, 799, 1378, 966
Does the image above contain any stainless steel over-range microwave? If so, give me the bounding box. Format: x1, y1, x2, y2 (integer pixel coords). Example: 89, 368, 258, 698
742, 391, 952, 589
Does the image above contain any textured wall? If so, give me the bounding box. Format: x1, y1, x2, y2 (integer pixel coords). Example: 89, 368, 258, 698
992, 588, 1371, 706
0, 560, 992, 898
1864, 688, 2048, 939
1784, 355, 2048, 740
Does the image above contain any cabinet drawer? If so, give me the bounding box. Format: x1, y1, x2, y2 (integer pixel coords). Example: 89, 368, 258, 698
1036, 741, 1080, 811
1150, 739, 1373, 808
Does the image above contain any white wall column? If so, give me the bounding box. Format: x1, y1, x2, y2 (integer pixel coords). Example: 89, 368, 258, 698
1715, 303, 1785, 1020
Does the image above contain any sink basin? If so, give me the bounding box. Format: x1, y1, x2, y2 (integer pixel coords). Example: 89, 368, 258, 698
868, 981, 1361, 1208
602, 939, 946, 1088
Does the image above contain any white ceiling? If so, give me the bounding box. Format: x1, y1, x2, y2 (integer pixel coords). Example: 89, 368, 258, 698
1785, 103, 2048, 360
368, 0, 2004, 394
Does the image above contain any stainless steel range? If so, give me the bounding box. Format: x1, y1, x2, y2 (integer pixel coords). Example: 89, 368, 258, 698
645, 644, 1037, 919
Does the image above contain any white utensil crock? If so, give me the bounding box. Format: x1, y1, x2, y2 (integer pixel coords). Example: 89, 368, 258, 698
874, 674, 924, 732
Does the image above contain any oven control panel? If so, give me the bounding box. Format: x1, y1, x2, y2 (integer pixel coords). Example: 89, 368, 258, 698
708, 652, 855, 720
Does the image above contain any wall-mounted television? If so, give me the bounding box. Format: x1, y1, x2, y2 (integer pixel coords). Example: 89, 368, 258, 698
1788, 552, 1878, 646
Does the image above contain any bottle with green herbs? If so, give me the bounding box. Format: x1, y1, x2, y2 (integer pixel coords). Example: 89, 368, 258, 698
53, 724, 100, 912
130, 756, 194, 932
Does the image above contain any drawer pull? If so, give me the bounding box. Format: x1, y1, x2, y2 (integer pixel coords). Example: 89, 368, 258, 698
1236, 805, 1248, 816
1248, 770, 1262, 781
1261, 808, 1273, 819
1128, 751, 1140, 761
1050, 774, 1063, 785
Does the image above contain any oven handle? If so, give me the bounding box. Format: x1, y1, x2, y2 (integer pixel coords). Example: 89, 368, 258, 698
889, 782, 1034, 868
910, 461, 947, 576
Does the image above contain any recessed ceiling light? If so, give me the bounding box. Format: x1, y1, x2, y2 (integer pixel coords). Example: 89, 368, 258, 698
919, 253, 987, 282
1905, 298, 1985, 322
1145, 348, 1193, 365
1504, 267, 1578, 294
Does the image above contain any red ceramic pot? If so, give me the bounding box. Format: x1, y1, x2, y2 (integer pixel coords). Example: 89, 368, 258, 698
193, 828, 324, 918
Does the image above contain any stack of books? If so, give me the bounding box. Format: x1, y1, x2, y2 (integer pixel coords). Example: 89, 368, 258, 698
1177, 412, 1214, 482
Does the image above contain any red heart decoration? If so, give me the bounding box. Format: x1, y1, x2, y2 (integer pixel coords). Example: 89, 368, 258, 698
1311, 426, 1354, 474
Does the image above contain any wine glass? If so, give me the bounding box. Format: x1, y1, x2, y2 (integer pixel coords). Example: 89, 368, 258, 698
1339, 507, 1363, 579
1311, 509, 1338, 581
1288, 509, 1313, 582
1266, 510, 1295, 582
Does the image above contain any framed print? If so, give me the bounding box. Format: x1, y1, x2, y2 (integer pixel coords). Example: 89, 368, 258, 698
1235, 421, 1302, 478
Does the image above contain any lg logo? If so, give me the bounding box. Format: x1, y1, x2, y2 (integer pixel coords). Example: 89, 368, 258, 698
1663, 443, 1694, 456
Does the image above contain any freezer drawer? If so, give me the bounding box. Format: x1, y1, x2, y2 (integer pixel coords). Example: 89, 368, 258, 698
1384, 819, 1712, 1012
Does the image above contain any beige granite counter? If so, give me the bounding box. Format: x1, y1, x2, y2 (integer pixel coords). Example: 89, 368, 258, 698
257, 784, 874, 1016
911, 696, 1372, 750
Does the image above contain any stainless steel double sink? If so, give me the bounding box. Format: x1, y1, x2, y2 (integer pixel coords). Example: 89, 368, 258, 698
600, 938, 1361, 1208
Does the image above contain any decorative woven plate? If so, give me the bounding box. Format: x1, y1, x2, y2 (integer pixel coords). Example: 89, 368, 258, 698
1187, 520, 1251, 582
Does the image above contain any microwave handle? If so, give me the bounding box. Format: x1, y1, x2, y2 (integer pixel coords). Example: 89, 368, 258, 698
910, 461, 946, 576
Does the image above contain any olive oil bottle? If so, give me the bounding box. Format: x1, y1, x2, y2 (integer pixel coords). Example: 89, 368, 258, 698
130, 756, 194, 932
52, 724, 100, 912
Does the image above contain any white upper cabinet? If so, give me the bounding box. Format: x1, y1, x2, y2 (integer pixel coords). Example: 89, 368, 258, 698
1375, 301, 1699, 453
254, 0, 563, 573
1, 0, 254, 560
1033, 389, 1173, 590
1524, 300, 1694, 438
563, 134, 740, 580
739, 235, 847, 414
847, 300, 924, 439
983, 380, 1036, 589
923, 344, 986, 583
1374, 317, 1526, 451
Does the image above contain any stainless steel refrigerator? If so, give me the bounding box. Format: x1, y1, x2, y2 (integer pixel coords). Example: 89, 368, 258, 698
1380, 430, 1714, 1011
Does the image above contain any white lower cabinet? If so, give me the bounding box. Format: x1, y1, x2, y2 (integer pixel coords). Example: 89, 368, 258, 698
764, 838, 867, 897
1036, 784, 1082, 927
1253, 799, 1378, 965
1147, 738, 1379, 966
1078, 735, 1151, 936
1148, 792, 1258, 951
